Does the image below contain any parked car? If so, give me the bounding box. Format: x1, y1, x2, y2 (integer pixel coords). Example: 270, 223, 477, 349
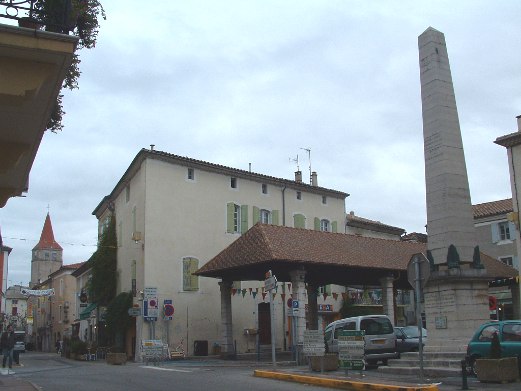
394, 326, 427, 353
466, 320, 521, 375
324, 315, 398, 366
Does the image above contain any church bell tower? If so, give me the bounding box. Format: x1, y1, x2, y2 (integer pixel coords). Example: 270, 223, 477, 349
30, 213, 63, 288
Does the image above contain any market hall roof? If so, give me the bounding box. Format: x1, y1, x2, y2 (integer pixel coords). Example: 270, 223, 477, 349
196, 223, 518, 289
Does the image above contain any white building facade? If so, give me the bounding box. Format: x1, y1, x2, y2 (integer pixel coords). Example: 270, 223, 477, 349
93, 149, 348, 358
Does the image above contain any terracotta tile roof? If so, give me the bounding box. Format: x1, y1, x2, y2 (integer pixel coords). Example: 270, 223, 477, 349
196, 224, 518, 288
480, 253, 519, 280
401, 232, 428, 243
495, 131, 521, 148
32, 213, 62, 251
473, 198, 513, 219
48, 262, 85, 278
94, 149, 349, 217
346, 212, 405, 236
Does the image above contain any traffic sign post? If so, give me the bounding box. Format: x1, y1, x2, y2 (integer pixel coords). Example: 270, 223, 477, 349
338, 330, 365, 374
264, 270, 277, 367
407, 253, 429, 383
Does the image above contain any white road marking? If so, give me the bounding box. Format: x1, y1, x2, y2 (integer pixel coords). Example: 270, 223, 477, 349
140, 366, 192, 373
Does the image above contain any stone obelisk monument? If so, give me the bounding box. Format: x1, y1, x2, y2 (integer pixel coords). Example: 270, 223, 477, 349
419, 27, 489, 351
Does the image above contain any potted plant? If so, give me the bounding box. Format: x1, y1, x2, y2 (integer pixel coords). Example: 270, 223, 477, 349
31, 0, 106, 132
475, 332, 519, 383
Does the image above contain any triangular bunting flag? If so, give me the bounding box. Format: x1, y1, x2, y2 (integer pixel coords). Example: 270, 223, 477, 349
249, 288, 253, 294
262, 292, 267, 301
342, 292, 348, 302
272, 293, 276, 300
232, 288, 237, 296
323, 293, 328, 301
281, 293, 286, 301
332, 292, 338, 301
242, 289, 247, 297
252, 291, 257, 299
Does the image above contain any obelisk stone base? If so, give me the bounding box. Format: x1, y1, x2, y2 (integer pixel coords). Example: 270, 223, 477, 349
423, 268, 489, 352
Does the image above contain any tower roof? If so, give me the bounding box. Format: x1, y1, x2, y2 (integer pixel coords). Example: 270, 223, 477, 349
33, 213, 63, 251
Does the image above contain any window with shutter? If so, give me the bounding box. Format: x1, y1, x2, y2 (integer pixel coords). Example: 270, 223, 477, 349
314, 217, 320, 231
272, 210, 280, 225
294, 214, 306, 228
183, 257, 199, 291
241, 205, 248, 234
332, 221, 338, 233
253, 206, 260, 224
260, 209, 271, 224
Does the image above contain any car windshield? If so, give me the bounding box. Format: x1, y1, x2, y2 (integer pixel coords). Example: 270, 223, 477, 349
401, 326, 427, 338
360, 317, 393, 335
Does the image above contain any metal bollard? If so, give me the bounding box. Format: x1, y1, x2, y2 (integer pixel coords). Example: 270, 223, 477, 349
460, 358, 468, 390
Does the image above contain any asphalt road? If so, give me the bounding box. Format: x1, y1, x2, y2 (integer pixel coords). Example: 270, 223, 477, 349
11, 352, 327, 391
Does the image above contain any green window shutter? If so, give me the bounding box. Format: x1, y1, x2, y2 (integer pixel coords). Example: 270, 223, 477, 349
183, 258, 190, 290
294, 214, 305, 229
272, 210, 279, 225
326, 284, 332, 295
332, 221, 338, 233
190, 258, 199, 291
314, 217, 320, 231
226, 203, 235, 233
253, 206, 260, 224
241, 204, 249, 234
183, 257, 199, 291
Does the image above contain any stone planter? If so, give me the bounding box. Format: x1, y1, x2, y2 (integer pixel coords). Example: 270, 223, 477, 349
475, 357, 519, 383
310, 354, 339, 372
106, 352, 127, 365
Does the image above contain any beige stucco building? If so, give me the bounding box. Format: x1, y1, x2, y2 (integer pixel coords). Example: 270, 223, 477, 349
93, 148, 349, 358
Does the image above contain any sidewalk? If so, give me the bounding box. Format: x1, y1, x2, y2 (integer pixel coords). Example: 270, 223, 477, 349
0, 375, 38, 391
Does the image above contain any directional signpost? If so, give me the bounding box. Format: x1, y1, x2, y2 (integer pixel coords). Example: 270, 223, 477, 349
407, 253, 430, 383
304, 330, 326, 373
339, 330, 365, 374
264, 270, 277, 367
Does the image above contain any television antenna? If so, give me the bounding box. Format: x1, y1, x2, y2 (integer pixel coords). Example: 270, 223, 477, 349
289, 154, 300, 171
300, 147, 312, 184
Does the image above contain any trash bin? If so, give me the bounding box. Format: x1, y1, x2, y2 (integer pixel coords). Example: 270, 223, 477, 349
194, 340, 208, 356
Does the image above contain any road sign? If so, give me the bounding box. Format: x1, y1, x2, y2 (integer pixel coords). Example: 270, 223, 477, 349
339, 330, 365, 370
128, 307, 141, 317
264, 276, 277, 291
292, 300, 299, 309
407, 253, 430, 289
303, 330, 325, 357
143, 297, 159, 321
144, 287, 158, 299
164, 299, 174, 320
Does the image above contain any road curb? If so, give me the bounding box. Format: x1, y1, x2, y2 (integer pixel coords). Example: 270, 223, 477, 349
253, 369, 440, 391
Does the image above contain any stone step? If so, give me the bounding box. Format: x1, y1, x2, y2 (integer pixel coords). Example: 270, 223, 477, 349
400, 351, 466, 360
388, 358, 463, 369
379, 365, 463, 378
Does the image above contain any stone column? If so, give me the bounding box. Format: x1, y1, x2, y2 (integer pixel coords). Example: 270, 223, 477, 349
289, 269, 307, 345
419, 27, 477, 265
219, 280, 234, 358
306, 282, 319, 330
379, 276, 395, 325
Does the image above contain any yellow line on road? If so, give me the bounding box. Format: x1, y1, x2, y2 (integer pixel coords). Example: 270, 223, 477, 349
253, 370, 439, 391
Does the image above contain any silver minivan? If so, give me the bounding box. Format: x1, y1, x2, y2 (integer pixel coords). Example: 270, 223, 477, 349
324, 315, 398, 365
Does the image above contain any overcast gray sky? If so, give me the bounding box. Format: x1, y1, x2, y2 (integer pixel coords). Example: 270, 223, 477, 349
1, 0, 520, 287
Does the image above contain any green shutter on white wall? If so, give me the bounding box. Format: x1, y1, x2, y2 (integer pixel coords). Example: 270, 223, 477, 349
294, 214, 305, 228
332, 221, 338, 233
314, 217, 320, 231
183, 257, 200, 291
226, 203, 235, 233
190, 258, 199, 291
272, 210, 279, 225
253, 206, 260, 224
241, 205, 249, 234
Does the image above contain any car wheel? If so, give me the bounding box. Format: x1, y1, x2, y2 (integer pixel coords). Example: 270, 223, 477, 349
381, 359, 388, 366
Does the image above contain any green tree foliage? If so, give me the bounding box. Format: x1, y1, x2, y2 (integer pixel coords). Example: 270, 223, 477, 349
33, 0, 106, 132
89, 214, 117, 306
105, 291, 133, 349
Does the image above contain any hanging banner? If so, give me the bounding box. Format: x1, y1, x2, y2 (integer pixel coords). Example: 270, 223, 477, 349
21, 288, 55, 297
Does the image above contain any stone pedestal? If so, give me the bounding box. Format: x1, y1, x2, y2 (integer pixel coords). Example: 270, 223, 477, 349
423, 268, 489, 352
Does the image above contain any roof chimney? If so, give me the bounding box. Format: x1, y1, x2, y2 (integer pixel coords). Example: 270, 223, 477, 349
150, 144, 155, 151
295, 170, 302, 183
517, 115, 521, 131
311, 171, 318, 186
